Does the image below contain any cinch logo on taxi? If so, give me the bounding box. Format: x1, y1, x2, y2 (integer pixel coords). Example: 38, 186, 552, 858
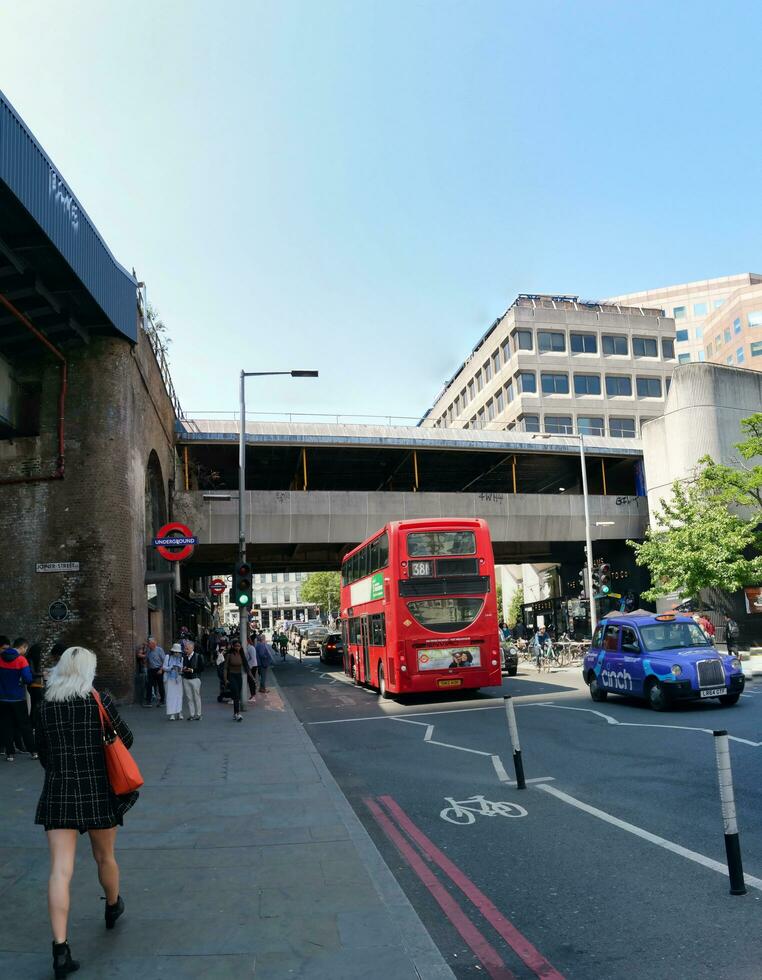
600, 667, 633, 691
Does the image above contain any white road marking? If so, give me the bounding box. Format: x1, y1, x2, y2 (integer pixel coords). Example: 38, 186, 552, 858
491, 755, 511, 782
392, 717, 494, 757
523, 702, 762, 747
536, 783, 762, 891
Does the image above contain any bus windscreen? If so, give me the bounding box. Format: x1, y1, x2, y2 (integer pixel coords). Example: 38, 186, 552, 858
406, 597, 484, 632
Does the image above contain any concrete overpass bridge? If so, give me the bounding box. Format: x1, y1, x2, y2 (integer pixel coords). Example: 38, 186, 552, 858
175, 420, 648, 572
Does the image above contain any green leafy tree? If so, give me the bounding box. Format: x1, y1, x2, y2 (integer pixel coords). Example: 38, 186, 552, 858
506, 585, 524, 627
301, 572, 341, 614
629, 413, 762, 601
496, 583, 503, 617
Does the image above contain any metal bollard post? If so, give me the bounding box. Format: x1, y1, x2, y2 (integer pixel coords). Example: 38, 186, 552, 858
713, 729, 746, 895
503, 696, 526, 789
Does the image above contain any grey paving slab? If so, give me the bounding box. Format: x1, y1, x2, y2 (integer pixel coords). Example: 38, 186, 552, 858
0, 670, 454, 979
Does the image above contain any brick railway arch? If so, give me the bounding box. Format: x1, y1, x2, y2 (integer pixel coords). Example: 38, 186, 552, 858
144, 449, 172, 642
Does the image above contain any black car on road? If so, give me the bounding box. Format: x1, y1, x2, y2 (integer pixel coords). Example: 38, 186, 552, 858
320, 632, 344, 664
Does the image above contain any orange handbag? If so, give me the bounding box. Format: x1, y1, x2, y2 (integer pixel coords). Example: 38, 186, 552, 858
92, 690, 144, 795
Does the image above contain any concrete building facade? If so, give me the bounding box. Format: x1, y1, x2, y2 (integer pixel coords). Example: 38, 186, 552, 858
700, 282, 762, 370
607, 273, 762, 365
420, 294, 676, 439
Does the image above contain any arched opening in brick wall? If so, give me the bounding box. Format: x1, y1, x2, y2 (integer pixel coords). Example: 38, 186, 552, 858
145, 450, 172, 645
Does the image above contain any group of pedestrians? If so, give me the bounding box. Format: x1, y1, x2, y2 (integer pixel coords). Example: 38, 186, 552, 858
215, 633, 274, 721
0, 634, 65, 762
136, 636, 204, 720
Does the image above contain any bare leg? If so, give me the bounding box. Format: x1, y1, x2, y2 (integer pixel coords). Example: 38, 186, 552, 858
47, 829, 78, 943
88, 827, 120, 904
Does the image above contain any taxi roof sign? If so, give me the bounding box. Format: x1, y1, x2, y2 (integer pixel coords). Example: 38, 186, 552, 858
655, 613, 677, 622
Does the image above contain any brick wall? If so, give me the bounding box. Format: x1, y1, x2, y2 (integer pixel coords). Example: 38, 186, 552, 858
0, 327, 177, 699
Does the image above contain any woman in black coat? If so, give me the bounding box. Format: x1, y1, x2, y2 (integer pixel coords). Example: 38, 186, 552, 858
35, 647, 139, 978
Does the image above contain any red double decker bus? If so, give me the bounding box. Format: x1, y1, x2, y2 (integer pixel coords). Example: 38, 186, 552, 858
340, 518, 502, 697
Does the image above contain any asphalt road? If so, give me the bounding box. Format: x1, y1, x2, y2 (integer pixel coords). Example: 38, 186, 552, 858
274, 653, 762, 980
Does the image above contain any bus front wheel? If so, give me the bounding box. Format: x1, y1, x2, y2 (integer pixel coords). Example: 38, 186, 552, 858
378, 663, 391, 700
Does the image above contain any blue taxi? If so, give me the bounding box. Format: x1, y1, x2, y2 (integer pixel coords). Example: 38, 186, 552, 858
583, 612, 745, 711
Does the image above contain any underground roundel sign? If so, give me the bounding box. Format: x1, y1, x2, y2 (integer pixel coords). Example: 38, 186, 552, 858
153, 522, 198, 562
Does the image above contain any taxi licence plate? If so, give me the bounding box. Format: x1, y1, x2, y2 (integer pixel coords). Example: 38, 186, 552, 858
437, 678, 462, 688
700, 686, 726, 698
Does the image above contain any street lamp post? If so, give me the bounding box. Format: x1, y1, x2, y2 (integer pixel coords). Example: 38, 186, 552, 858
532, 431, 597, 634
239, 369, 318, 647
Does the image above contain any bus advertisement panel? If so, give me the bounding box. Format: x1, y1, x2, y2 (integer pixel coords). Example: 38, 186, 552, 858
340, 519, 502, 697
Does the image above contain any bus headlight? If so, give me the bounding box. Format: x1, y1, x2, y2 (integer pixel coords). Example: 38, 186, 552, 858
671, 664, 682, 676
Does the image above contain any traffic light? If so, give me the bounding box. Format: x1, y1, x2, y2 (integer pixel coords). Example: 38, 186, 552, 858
591, 566, 600, 593
233, 561, 252, 607
578, 566, 588, 599
598, 563, 611, 595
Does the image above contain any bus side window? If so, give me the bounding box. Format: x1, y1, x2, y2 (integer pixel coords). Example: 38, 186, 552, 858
371, 614, 384, 646
377, 532, 389, 570
369, 537, 380, 573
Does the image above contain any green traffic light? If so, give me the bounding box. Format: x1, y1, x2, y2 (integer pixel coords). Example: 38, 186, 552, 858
238, 594, 250, 606
601, 586, 610, 594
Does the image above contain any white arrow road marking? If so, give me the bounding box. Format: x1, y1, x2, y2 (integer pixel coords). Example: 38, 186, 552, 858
536, 783, 762, 891
524, 702, 762, 748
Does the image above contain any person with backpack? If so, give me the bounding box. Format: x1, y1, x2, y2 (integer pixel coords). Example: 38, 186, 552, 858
725, 615, 741, 656
254, 633, 273, 693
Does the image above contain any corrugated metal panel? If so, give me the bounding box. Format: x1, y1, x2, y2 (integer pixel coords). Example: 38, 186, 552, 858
0, 89, 137, 342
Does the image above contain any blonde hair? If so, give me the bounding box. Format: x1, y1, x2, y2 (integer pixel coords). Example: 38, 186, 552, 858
44, 646, 97, 702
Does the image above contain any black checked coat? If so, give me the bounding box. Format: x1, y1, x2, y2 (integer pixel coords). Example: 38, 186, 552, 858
35, 690, 139, 830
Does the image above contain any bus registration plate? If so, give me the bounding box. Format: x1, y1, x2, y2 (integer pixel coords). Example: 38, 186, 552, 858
438, 678, 462, 688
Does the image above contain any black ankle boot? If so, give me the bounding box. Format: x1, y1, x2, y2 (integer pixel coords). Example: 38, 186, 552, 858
52, 940, 80, 978
105, 894, 125, 929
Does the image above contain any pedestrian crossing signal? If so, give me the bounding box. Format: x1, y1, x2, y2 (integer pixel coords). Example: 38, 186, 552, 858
234, 562, 252, 607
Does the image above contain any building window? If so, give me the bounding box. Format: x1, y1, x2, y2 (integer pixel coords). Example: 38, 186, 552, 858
538, 330, 565, 353
544, 415, 573, 435
505, 380, 514, 403
602, 334, 628, 356
698, 351, 705, 362
706, 343, 713, 357
726, 355, 734, 365
636, 377, 662, 398
724, 328, 732, 344
486, 399, 495, 421
577, 416, 604, 436
501, 339, 511, 362
496, 389, 504, 414
673, 306, 686, 319
519, 413, 540, 433
476, 371, 484, 392
516, 371, 536, 394
751, 341, 762, 357
610, 417, 636, 438
715, 334, 721, 348
678, 353, 691, 364
693, 302, 708, 316
695, 327, 703, 339
675, 329, 689, 342
748, 311, 762, 327
605, 375, 632, 397
714, 298, 725, 309
661, 338, 675, 359
633, 337, 658, 357
570, 332, 597, 354
284, 592, 291, 603
734, 318, 742, 334
737, 347, 745, 364
484, 361, 492, 383
541, 372, 570, 394
467, 380, 475, 401
514, 329, 533, 351
573, 373, 601, 396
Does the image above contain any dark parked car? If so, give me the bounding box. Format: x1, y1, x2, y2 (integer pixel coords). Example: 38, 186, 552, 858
320, 632, 344, 664
501, 640, 518, 676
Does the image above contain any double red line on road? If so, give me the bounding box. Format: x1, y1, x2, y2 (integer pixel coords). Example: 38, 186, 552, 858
364, 795, 564, 980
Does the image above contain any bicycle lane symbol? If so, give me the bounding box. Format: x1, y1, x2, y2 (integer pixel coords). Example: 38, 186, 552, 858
440, 795, 528, 825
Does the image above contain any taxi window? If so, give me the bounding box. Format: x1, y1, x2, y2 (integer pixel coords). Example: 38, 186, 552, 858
592, 624, 605, 648
640, 622, 711, 652
621, 627, 640, 653
603, 625, 620, 652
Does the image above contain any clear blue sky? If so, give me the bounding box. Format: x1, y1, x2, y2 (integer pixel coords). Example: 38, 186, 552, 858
3, 1, 761, 419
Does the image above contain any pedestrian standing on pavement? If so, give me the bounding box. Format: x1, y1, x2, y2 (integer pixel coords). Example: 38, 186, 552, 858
181, 640, 203, 721
35, 646, 138, 979
725, 615, 741, 656
223, 640, 246, 721
161, 643, 184, 720
255, 633, 273, 693
26, 642, 46, 735
145, 637, 166, 707
244, 639, 258, 704
0, 634, 37, 762
215, 638, 229, 702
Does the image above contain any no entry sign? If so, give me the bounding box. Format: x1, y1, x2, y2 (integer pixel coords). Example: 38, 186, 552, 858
153, 522, 198, 562
210, 578, 227, 596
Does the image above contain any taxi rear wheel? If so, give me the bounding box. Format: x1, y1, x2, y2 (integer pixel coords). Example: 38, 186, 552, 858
646, 679, 668, 712
588, 674, 607, 702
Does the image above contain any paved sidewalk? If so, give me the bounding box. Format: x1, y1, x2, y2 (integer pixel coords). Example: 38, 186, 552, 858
0, 669, 454, 979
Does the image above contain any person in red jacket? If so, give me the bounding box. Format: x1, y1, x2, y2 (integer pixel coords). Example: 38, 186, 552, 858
0, 634, 36, 761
